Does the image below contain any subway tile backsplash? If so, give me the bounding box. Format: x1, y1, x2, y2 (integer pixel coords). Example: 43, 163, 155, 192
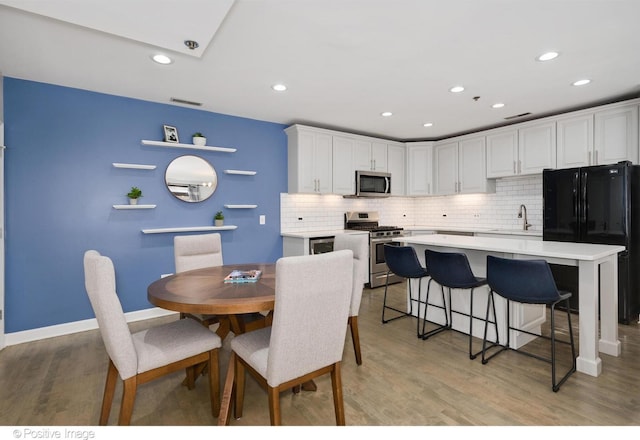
281, 175, 542, 233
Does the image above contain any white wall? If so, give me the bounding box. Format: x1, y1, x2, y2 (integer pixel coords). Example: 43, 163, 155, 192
280, 175, 542, 232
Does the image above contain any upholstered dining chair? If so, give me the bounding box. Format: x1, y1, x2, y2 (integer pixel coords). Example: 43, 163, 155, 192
229, 250, 354, 425
83, 250, 221, 425
333, 233, 369, 365
174, 233, 225, 330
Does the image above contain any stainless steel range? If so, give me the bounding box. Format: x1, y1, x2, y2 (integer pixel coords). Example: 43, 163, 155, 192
344, 211, 405, 288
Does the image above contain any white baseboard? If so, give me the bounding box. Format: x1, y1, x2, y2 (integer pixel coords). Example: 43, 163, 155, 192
4, 307, 179, 346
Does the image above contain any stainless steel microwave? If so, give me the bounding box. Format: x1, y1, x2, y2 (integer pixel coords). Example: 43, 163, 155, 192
355, 170, 391, 197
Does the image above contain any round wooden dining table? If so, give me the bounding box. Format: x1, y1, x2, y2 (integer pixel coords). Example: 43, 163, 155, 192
147, 263, 279, 425
147, 263, 276, 335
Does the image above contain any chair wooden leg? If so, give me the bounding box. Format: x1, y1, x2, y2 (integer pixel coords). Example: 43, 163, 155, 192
208, 349, 220, 417
118, 377, 137, 426
268, 386, 281, 426
348, 316, 362, 365
99, 360, 118, 425
331, 362, 346, 426
233, 354, 246, 419
185, 365, 196, 390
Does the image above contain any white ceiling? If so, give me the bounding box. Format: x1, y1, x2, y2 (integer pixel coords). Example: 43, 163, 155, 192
1, 0, 639, 141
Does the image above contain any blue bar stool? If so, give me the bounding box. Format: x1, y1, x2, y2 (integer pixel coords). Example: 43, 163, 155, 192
424, 249, 496, 359
382, 244, 448, 339
482, 256, 577, 392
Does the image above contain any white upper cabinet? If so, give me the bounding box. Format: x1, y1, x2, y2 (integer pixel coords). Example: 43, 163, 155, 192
354, 140, 387, 172
486, 122, 556, 178
486, 129, 519, 178
556, 103, 638, 169
286, 125, 333, 194
406, 142, 433, 196
387, 144, 406, 196
518, 121, 557, 175
556, 113, 594, 169
434, 136, 494, 195
332, 135, 358, 195
594, 104, 638, 165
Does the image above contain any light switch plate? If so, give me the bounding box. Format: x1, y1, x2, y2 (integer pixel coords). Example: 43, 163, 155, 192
259, 215, 266, 225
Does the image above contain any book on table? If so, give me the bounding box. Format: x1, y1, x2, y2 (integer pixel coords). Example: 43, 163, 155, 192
224, 269, 262, 283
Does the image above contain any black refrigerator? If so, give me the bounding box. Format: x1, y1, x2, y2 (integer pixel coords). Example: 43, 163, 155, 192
543, 161, 640, 324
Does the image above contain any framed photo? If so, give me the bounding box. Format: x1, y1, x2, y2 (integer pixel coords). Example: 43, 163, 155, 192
163, 125, 179, 143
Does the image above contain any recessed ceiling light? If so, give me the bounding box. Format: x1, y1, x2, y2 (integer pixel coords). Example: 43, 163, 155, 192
492, 103, 505, 109
449, 86, 465, 93
152, 54, 172, 65
573, 79, 591, 86
381, 111, 393, 117
272, 84, 287, 92
537, 51, 559, 62
423, 122, 433, 127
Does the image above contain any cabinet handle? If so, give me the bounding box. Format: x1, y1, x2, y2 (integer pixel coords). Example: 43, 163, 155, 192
373, 159, 376, 170
518, 160, 522, 174
428, 183, 431, 194
588, 151, 592, 166
458, 181, 462, 193
595, 150, 599, 165
513, 161, 516, 174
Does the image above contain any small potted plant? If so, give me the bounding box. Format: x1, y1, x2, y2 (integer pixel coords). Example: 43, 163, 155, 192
214, 210, 224, 226
192, 132, 207, 146
127, 186, 143, 205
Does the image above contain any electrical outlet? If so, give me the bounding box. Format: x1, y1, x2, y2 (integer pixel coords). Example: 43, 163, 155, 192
259, 215, 266, 225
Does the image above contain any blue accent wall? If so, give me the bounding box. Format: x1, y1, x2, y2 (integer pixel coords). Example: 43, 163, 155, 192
3, 78, 288, 333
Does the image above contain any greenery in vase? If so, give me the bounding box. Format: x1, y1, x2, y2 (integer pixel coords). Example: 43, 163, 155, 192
127, 186, 143, 199
193, 132, 205, 138
214, 211, 224, 220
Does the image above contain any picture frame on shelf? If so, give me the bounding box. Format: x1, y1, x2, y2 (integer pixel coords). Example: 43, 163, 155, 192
163, 125, 179, 143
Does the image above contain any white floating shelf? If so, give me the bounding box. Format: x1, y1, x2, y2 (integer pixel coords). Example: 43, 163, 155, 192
224, 169, 257, 175
113, 204, 156, 210
142, 225, 238, 234
141, 139, 236, 153
113, 163, 156, 170
224, 204, 257, 209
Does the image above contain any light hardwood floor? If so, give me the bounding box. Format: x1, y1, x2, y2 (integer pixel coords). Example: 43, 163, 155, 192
1, 281, 639, 426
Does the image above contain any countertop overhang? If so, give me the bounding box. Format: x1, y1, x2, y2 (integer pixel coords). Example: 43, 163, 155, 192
396, 234, 625, 261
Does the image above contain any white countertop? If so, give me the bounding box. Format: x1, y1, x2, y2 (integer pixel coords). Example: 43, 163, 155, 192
406, 225, 542, 237
396, 234, 625, 261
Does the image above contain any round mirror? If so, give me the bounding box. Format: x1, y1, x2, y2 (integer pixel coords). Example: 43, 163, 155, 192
165, 155, 217, 202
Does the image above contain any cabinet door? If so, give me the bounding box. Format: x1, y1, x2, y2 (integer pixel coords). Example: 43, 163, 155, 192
353, 139, 373, 171
433, 141, 458, 195
332, 135, 356, 195
459, 136, 490, 193
486, 130, 518, 178
314, 133, 333, 193
296, 131, 318, 193
595, 104, 639, 165
371, 141, 388, 171
387, 144, 406, 196
518, 121, 556, 175
407, 143, 433, 196
556, 114, 594, 169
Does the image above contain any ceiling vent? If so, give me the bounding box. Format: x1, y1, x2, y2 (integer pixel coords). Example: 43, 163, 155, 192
504, 112, 532, 120
170, 97, 202, 106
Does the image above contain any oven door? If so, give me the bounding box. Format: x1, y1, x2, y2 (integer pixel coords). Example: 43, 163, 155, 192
370, 238, 402, 288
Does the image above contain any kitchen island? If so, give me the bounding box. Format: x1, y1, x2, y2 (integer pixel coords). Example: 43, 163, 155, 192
394, 234, 625, 377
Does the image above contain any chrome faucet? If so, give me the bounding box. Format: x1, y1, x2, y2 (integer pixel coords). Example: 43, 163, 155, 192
518, 204, 532, 231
